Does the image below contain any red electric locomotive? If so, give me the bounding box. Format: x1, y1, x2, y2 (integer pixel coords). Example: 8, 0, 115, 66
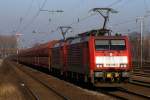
50, 30, 132, 86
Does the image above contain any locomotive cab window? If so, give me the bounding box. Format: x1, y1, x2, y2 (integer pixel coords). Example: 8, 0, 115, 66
95, 39, 126, 50
110, 40, 126, 50
95, 40, 109, 50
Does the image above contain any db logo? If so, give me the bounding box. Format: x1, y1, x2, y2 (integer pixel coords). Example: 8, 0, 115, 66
109, 53, 113, 56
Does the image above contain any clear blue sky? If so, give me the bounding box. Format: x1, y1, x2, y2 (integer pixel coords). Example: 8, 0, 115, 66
0, 0, 150, 47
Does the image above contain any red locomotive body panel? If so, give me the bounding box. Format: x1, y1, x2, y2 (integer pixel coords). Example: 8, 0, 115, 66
51, 40, 68, 75
65, 37, 90, 78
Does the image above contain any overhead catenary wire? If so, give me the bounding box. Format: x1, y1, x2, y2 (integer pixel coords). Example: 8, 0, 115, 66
32, 0, 150, 43
144, 0, 149, 13
35, 0, 41, 9
70, 0, 123, 26
73, 12, 150, 32
107, 0, 123, 7
32, 0, 126, 37
46, 0, 123, 34
15, 17, 23, 33
110, 18, 136, 26
24, 0, 35, 20
16, 0, 35, 33
20, 0, 47, 33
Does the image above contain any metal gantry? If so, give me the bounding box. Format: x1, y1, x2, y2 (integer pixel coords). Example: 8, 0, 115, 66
15, 32, 23, 63
136, 12, 150, 69
58, 26, 72, 40
40, 9, 64, 22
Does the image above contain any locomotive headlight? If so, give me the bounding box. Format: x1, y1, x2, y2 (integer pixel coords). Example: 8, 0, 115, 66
96, 64, 103, 68
96, 64, 100, 68
120, 64, 123, 67
123, 64, 127, 67
120, 64, 127, 67
99, 64, 103, 67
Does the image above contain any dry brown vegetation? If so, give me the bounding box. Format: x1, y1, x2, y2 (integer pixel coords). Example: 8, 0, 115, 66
0, 60, 27, 100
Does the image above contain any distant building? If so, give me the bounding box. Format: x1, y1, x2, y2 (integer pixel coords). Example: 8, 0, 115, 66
0, 35, 17, 58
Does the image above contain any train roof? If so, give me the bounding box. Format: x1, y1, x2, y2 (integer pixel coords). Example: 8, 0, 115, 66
18, 29, 128, 54
66, 29, 128, 41
18, 40, 58, 55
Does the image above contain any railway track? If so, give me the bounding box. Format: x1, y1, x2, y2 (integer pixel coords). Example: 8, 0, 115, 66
19, 82, 40, 100
5, 61, 39, 100
132, 72, 150, 77
7, 60, 150, 100
96, 86, 150, 100
93, 77, 150, 100
18, 67, 69, 100
8, 61, 114, 100
130, 71, 150, 88
132, 63, 150, 73
110, 87, 149, 100
22, 67, 149, 100
8, 61, 70, 100
16, 63, 150, 100
129, 80, 150, 88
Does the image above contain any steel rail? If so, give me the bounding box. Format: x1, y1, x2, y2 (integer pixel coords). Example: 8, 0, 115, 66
129, 80, 150, 88
117, 87, 150, 99
16, 66, 70, 100
23, 83, 40, 100
97, 89, 127, 100
8, 62, 40, 100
